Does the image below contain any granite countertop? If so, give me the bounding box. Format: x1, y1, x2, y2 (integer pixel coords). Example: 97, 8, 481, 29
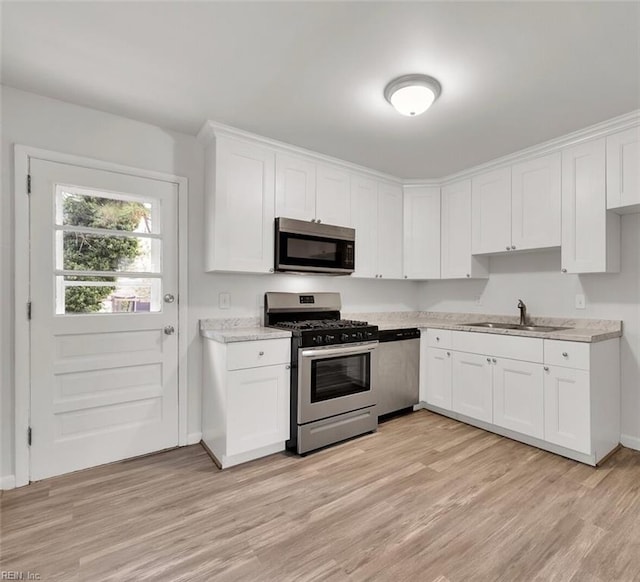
200, 317, 291, 343
343, 311, 622, 343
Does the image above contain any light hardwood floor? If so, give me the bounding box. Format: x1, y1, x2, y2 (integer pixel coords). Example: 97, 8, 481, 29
2, 410, 640, 582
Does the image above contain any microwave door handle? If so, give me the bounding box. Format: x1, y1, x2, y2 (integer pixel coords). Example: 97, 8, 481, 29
301, 342, 378, 359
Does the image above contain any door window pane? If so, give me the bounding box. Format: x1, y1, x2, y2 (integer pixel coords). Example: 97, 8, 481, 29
56, 276, 162, 315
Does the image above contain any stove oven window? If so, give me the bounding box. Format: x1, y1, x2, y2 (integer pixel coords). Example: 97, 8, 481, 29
310, 353, 371, 402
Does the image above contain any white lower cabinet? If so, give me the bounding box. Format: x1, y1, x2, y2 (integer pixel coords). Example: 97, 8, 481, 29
493, 358, 543, 439
451, 351, 493, 423
421, 329, 620, 465
543, 365, 591, 454
202, 337, 290, 468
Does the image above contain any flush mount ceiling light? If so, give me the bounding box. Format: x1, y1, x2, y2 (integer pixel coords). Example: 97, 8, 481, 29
384, 74, 442, 117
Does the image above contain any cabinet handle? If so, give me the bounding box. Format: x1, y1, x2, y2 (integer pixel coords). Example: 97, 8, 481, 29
561, 268, 567, 273
258, 351, 265, 356
544, 366, 549, 372
492, 358, 497, 364
562, 352, 568, 358
511, 245, 516, 250
486, 357, 491, 363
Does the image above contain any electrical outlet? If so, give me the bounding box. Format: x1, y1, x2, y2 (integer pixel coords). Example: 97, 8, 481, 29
575, 294, 586, 309
219, 292, 231, 310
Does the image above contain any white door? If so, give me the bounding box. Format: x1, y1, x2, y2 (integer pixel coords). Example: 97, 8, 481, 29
471, 167, 512, 254
606, 127, 640, 210
452, 351, 493, 422
424, 348, 452, 410
561, 139, 608, 274
377, 182, 403, 279
227, 364, 290, 456
315, 164, 351, 227
275, 152, 317, 221
350, 174, 378, 278
493, 358, 544, 438
543, 365, 591, 454
511, 153, 561, 251
403, 186, 441, 280
29, 159, 180, 481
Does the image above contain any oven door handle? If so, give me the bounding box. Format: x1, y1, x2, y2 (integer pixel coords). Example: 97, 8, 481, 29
300, 341, 378, 359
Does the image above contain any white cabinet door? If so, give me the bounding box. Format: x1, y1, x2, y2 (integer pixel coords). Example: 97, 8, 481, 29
472, 167, 512, 254
493, 358, 544, 439
543, 365, 591, 454
561, 138, 620, 273
377, 182, 404, 279
452, 351, 493, 422
511, 153, 561, 250
213, 137, 275, 273
403, 186, 441, 279
350, 174, 378, 278
441, 180, 488, 279
316, 164, 351, 227
227, 363, 290, 456
275, 153, 316, 221
607, 127, 640, 211
424, 347, 453, 410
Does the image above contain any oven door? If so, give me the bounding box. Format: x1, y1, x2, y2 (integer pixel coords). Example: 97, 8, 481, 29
297, 341, 378, 424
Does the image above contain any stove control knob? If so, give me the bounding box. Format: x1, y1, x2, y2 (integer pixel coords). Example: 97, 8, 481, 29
341, 333, 349, 342
356, 332, 364, 340
325, 334, 334, 343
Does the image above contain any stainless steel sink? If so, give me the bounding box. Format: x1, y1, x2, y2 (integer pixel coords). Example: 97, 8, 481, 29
465, 322, 568, 332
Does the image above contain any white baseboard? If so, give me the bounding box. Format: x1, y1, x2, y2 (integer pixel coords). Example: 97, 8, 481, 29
1, 474, 16, 490
621, 434, 640, 451
187, 432, 202, 445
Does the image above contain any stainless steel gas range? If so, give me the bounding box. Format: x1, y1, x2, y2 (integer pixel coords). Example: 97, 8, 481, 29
264, 292, 379, 454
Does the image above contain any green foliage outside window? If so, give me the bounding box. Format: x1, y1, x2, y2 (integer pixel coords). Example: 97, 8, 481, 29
63, 194, 149, 313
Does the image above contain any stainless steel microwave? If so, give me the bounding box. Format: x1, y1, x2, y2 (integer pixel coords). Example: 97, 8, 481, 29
274, 217, 355, 275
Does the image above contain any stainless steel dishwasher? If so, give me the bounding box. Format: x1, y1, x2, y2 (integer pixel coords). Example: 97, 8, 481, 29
376, 328, 420, 418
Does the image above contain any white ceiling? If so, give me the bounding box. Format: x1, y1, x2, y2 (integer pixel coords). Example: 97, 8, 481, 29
2, 2, 639, 178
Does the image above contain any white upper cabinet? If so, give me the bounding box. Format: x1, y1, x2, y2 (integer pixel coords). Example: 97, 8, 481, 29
207, 136, 275, 273
607, 127, 640, 213
377, 182, 404, 279
472, 167, 512, 254
511, 153, 561, 250
316, 164, 351, 227
562, 138, 620, 274
350, 174, 378, 278
275, 153, 316, 221
403, 186, 441, 280
441, 180, 488, 279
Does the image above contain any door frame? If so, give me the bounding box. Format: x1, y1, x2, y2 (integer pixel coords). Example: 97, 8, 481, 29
14, 145, 189, 488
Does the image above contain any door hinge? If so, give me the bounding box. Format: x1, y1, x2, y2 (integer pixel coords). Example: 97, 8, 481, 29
27, 301, 32, 320
27, 174, 31, 194
28, 427, 32, 446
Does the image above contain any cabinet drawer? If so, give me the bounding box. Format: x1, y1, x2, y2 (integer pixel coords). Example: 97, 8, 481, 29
452, 331, 543, 363
425, 328, 452, 349
544, 340, 590, 370
227, 338, 290, 371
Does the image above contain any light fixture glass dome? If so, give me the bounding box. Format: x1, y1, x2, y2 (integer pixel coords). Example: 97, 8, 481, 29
384, 74, 442, 117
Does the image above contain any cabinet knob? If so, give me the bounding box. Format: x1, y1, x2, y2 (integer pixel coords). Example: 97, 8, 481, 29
285, 364, 291, 370
544, 366, 549, 372
466, 273, 470, 278
379, 274, 383, 278
486, 357, 491, 363
259, 351, 265, 356
511, 245, 516, 250
446, 351, 451, 357
492, 358, 497, 364
561, 268, 567, 273
436, 337, 440, 342
269, 268, 274, 273
506, 246, 511, 251
404, 275, 408, 279
310, 218, 316, 223
562, 352, 568, 358
317, 219, 321, 223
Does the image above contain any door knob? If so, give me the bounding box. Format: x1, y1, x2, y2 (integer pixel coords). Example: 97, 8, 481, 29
164, 293, 175, 304
164, 325, 175, 335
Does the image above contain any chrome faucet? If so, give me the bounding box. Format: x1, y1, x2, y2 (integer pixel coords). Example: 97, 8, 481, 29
517, 299, 527, 326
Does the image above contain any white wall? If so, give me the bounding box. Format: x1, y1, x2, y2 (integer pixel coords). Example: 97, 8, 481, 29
0, 86, 419, 484
418, 216, 640, 446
